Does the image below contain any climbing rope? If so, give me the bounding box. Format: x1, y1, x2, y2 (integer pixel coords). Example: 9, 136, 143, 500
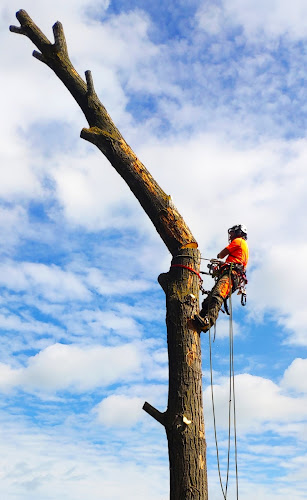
209, 326, 228, 500
208, 265, 239, 500
229, 289, 239, 500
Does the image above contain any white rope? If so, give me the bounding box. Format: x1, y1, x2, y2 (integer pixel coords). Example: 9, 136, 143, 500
209, 266, 239, 499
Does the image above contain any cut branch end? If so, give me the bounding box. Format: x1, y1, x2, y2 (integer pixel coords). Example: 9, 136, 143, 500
85, 70, 96, 97
52, 21, 68, 56
9, 25, 25, 35
80, 127, 101, 144
32, 50, 48, 65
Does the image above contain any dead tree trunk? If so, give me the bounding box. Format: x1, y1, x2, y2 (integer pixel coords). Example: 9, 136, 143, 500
10, 10, 208, 499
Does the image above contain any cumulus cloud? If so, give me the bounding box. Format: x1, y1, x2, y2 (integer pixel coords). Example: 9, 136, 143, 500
1, 1, 306, 499
95, 379, 168, 428
0, 261, 91, 302
198, 0, 307, 39
0, 145, 43, 201
65, 308, 144, 339
204, 367, 307, 435
0, 410, 168, 500
139, 135, 307, 343
206, 316, 242, 340
85, 267, 152, 295
0, 309, 63, 336
281, 358, 307, 394
197, 4, 225, 35
0, 362, 21, 392
52, 150, 140, 231
95, 394, 144, 427
248, 243, 307, 345
0, 206, 32, 254
2, 0, 164, 238
0, 342, 142, 393
224, 0, 307, 39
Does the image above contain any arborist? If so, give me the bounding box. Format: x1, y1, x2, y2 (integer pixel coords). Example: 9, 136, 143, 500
193, 224, 249, 332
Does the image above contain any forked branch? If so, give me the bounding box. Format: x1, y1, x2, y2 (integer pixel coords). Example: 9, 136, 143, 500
10, 10, 198, 255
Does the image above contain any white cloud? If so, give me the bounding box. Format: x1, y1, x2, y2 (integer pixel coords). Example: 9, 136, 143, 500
1, 1, 160, 236
0, 309, 63, 336
248, 243, 307, 345
114, 300, 165, 323
0, 146, 42, 201
143, 347, 168, 382
0, 206, 31, 253
198, 0, 307, 39
204, 370, 307, 434
85, 267, 152, 295
281, 358, 307, 394
197, 4, 226, 35
0, 342, 142, 393
0, 2, 306, 499
206, 316, 242, 340
224, 0, 307, 39
0, 362, 21, 391
52, 151, 140, 231
0, 261, 90, 302
0, 410, 168, 500
67, 308, 143, 339
95, 394, 144, 427
95, 379, 168, 428
1, 12, 159, 234
224, 480, 307, 500
139, 135, 307, 342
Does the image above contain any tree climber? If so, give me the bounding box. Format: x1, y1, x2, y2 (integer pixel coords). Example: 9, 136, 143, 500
193, 224, 249, 332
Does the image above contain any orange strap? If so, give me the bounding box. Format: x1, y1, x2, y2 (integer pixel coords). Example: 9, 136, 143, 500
171, 264, 203, 283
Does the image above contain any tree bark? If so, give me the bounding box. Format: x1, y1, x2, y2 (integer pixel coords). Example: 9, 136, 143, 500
10, 10, 208, 499
164, 247, 207, 499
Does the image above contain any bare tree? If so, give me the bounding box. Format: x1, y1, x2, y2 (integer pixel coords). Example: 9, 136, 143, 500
10, 10, 208, 499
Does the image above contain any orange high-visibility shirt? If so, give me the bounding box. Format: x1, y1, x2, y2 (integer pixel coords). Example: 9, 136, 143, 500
225, 237, 249, 268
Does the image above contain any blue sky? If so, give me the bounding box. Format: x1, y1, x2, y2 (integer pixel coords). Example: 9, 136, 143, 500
0, 0, 306, 498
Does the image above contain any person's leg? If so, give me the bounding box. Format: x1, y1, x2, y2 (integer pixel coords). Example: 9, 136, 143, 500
194, 274, 231, 331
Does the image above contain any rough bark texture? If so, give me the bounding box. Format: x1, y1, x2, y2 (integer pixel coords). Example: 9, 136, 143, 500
165, 248, 207, 499
10, 10, 208, 499
145, 248, 208, 499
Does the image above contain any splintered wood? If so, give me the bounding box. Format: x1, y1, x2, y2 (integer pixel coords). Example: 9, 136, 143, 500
186, 344, 198, 366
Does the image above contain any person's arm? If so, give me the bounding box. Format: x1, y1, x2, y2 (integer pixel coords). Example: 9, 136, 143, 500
217, 247, 229, 259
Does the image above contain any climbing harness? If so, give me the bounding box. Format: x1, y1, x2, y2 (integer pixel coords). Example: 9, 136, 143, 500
202, 259, 248, 306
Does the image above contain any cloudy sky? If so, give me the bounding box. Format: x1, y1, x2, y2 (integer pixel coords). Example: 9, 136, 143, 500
0, 0, 306, 498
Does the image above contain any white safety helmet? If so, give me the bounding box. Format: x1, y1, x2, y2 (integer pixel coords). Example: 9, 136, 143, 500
228, 224, 248, 241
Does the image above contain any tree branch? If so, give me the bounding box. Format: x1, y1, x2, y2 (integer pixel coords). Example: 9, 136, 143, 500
10, 10, 198, 255
32, 50, 48, 65
9, 25, 25, 35
85, 70, 97, 98
53, 21, 68, 58
142, 402, 166, 427
10, 10, 52, 53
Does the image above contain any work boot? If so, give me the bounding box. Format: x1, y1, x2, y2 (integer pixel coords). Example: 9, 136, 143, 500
193, 313, 209, 332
